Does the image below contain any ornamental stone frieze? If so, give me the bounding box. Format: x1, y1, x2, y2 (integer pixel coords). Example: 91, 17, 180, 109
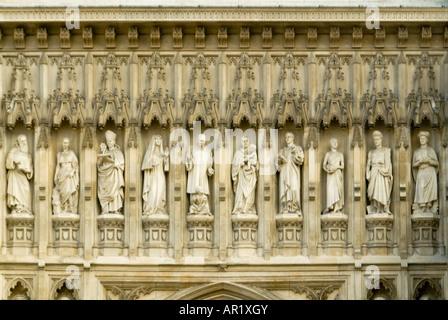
0, 4, 447, 301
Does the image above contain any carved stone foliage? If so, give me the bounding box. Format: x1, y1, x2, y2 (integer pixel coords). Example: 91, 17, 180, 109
307, 27, 317, 48
138, 53, 173, 128
49, 53, 84, 128
3, 54, 40, 129
291, 284, 341, 300
217, 27, 227, 48
14, 28, 25, 49
105, 27, 115, 48
151, 27, 160, 48
52, 279, 79, 300
37, 28, 48, 49
352, 27, 362, 48
398, 26, 408, 48
173, 27, 183, 49
60, 27, 70, 49
94, 53, 129, 129
82, 27, 93, 48
361, 52, 397, 128
316, 53, 352, 128
240, 27, 250, 48
406, 52, 443, 128
284, 27, 295, 48
128, 27, 138, 48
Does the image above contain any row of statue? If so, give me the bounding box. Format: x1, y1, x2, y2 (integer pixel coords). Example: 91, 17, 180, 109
5, 130, 439, 219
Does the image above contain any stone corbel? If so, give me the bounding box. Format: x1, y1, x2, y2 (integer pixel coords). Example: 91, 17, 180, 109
128, 27, 138, 49
285, 27, 295, 48
37, 28, 48, 49
60, 27, 70, 49
14, 28, 25, 49
262, 27, 272, 49
398, 26, 408, 48
421, 26, 431, 48
217, 27, 227, 48
195, 27, 205, 48
329, 27, 339, 48
105, 27, 115, 48
173, 27, 183, 49
83, 27, 93, 48
352, 27, 362, 48
240, 27, 250, 48
375, 28, 385, 48
151, 27, 160, 48
307, 27, 317, 48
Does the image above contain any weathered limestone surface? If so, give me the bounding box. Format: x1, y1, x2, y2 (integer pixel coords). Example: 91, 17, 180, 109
0, 5, 447, 300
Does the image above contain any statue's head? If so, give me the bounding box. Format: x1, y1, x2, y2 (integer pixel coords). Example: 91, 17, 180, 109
372, 130, 383, 147
242, 136, 249, 150
330, 138, 338, 149
62, 137, 70, 151
418, 131, 430, 145
105, 130, 116, 149
198, 134, 206, 148
17, 135, 28, 153
285, 132, 294, 144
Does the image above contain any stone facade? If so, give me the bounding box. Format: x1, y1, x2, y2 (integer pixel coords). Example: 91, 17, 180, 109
0, 5, 447, 300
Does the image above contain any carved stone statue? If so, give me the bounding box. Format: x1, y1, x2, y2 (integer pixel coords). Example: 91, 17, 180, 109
6, 135, 33, 215
97, 130, 125, 214
412, 131, 439, 214
323, 138, 344, 214
52, 137, 79, 215
186, 134, 214, 215
276, 132, 304, 215
142, 135, 169, 215
232, 136, 259, 215
366, 130, 393, 214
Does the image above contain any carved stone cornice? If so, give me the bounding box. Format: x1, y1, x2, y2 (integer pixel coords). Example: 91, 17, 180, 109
1, 8, 446, 23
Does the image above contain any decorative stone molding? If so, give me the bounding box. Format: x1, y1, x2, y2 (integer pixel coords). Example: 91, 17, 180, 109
240, 27, 250, 48
365, 213, 394, 255
14, 28, 25, 49
150, 27, 160, 48
53, 213, 80, 248
37, 28, 48, 49
6, 213, 34, 254
128, 27, 138, 48
307, 27, 317, 48
60, 27, 70, 49
97, 213, 125, 255
411, 212, 439, 256
375, 28, 385, 48
217, 27, 227, 48
6, 279, 33, 300
142, 214, 169, 251
413, 278, 444, 300
398, 26, 408, 48
262, 27, 272, 49
186, 214, 214, 256
321, 213, 348, 255
195, 27, 205, 49
82, 27, 93, 48
105, 27, 115, 48
329, 27, 339, 48
421, 26, 432, 48
232, 214, 258, 256
284, 27, 295, 48
352, 27, 362, 48
173, 27, 183, 49
276, 213, 303, 255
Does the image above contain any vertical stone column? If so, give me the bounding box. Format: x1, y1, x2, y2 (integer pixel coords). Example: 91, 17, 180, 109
396, 52, 411, 259
82, 53, 95, 260
127, 52, 140, 258
305, 125, 319, 256
0, 56, 4, 255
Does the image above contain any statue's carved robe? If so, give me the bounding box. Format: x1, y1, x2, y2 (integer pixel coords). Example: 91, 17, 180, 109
413, 146, 438, 210
97, 147, 125, 214
53, 150, 79, 214
367, 147, 393, 214
232, 145, 258, 215
6, 146, 33, 214
278, 144, 304, 214
323, 150, 344, 213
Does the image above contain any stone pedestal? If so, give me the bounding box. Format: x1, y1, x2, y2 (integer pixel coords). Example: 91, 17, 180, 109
142, 213, 169, 257
5, 213, 34, 255
275, 213, 303, 256
97, 213, 125, 256
52, 213, 80, 256
320, 212, 348, 256
186, 214, 214, 257
231, 214, 258, 256
365, 213, 394, 255
411, 212, 440, 256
